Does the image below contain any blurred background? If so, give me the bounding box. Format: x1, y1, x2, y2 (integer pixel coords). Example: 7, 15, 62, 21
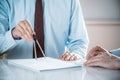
80, 0, 120, 51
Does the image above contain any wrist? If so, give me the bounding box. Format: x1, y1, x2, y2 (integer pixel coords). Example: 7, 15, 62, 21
114, 57, 120, 69
71, 52, 84, 59
118, 58, 120, 68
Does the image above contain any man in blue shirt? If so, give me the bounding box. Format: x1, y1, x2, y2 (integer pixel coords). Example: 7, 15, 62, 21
0, 0, 89, 60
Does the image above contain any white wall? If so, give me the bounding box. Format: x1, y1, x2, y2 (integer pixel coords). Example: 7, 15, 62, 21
79, 0, 120, 50
86, 23, 120, 51
80, 0, 120, 20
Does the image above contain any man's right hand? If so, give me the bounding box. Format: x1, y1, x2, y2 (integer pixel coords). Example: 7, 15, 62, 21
12, 20, 35, 42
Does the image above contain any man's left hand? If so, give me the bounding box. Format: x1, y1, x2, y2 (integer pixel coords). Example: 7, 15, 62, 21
60, 51, 80, 61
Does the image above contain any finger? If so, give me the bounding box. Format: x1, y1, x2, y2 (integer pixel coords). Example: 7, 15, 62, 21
69, 53, 81, 61
16, 24, 25, 37
86, 48, 96, 60
94, 46, 108, 54
74, 56, 80, 60
97, 46, 107, 52
86, 51, 98, 60
64, 52, 71, 61
21, 34, 30, 42
85, 61, 102, 67
64, 54, 72, 61
24, 20, 34, 35
16, 25, 31, 42
61, 52, 70, 61
19, 21, 33, 42
25, 30, 33, 42
69, 54, 75, 61
18, 24, 32, 42
86, 57, 100, 64
65, 53, 75, 61
59, 51, 69, 60
85, 55, 104, 67
24, 20, 35, 41
86, 46, 103, 60
59, 55, 63, 60
13, 28, 23, 38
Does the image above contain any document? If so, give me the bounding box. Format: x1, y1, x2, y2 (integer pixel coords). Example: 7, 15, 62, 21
8, 57, 85, 71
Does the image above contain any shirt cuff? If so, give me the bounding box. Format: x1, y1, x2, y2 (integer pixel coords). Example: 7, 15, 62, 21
71, 51, 85, 59
69, 46, 87, 59
2, 29, 16, 53
109, 49, 120, 57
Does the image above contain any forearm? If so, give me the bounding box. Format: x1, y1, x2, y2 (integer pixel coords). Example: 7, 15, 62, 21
117, 58, 120, 69
67, 39, 89, 58
0, 1, 16, 54
111, 54, 120, 69
70, 46, 88, 57
67, 0, 89, 58
114, 56, 120, 69
0, 29, 16, 53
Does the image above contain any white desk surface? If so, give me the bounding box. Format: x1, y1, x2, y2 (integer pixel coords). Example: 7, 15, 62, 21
0, 60, 120, 80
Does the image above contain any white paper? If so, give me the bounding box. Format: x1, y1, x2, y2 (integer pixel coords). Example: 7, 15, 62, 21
8, 57, 85, 71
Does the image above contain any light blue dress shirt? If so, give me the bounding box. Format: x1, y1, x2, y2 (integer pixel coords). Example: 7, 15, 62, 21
0, 0, 89, 59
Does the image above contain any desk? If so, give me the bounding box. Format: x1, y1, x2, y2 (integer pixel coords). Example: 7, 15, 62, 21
0, 60, 120, 80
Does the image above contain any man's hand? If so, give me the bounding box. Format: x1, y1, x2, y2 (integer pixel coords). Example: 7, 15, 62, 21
85, 46, 120, 69
60, 51, 80, 61
12, 20, 35, 42
86, 46, 108, 60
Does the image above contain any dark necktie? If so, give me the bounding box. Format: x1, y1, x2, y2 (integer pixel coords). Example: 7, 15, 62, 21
33, 0, 44, 58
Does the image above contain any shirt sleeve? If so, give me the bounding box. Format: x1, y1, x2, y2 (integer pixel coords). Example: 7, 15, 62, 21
110, 48, 120, 57
66, 0, 89, 58
0, 0, 16, 54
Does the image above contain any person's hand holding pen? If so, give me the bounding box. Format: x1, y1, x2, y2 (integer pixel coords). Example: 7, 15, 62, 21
12, 20, 81, 61
12, 20, 35, 42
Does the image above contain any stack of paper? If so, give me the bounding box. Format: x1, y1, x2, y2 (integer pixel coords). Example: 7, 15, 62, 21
8, 57, 85, 71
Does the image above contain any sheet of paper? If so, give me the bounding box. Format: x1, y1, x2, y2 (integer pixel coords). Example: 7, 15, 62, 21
8, 57, 85, 71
